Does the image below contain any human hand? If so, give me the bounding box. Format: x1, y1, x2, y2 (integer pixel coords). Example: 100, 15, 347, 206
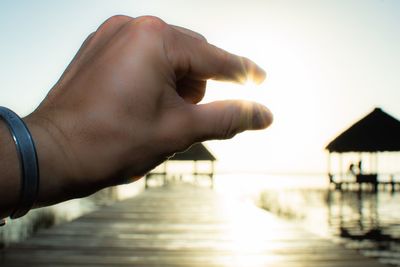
23, 15, 273, 206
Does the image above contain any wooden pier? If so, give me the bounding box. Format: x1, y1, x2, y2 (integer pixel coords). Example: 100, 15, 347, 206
0, 184, 390, 267
329, 173, 400, 192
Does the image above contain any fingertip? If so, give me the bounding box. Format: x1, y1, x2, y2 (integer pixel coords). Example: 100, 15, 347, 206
263, 105, 273, 127
255, 67, 267, 85
242, 57, 267, 84
251, 104, 273, 130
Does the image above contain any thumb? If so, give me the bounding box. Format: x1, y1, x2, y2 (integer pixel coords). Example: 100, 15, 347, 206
190, 100, 273, 141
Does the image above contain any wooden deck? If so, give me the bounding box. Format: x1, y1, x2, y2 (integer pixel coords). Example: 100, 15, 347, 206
0, 184, 390, 267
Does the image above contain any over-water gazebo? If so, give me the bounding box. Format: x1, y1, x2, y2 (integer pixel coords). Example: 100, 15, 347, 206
326, 107, 400, 191
145, 143, 216, 188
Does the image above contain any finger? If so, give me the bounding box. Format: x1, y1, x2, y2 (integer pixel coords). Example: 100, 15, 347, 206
81, 15, 133, 62
171, 25, 207, 41
168, 31, 266, 84
73, 15, 134, 66
188, 100, 273, 141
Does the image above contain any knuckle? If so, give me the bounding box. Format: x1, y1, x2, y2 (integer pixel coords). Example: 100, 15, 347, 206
105, 15, 132, 25
132, 16, 167, 32
99, 15, 132, 31
120, 16, 168, 43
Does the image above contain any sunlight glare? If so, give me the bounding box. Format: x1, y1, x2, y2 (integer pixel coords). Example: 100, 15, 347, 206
215, 196, 288, 266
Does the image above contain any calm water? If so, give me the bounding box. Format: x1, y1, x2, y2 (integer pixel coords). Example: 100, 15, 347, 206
214, 174, 400, 266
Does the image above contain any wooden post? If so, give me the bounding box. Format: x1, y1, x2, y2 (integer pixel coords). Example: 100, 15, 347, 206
339, 153, 343, 183
210, 161, 215, 189
163, 161, 168, 186
391, 175, 395, 193
193, 160, 198, 185
327, 152, 333, 189
327, 152, 332, 177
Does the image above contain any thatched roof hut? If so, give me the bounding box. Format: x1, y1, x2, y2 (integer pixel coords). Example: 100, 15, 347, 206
326, 108, 400, 153
146, 143, 216, 188
326, 108, 400, 189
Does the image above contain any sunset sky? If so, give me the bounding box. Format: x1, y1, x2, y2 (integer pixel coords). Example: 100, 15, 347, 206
1, 0, 399, 174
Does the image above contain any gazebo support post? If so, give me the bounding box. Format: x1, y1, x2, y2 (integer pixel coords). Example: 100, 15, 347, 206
210, 161, 215, 189
163, 161, 168, 186
373, 152, 379, 192
193, 160, 198, 184
339, 153, 343, 185
327, 152, 333, 188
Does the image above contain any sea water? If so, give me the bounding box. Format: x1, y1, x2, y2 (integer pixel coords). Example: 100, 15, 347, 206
214, 174, 400, 266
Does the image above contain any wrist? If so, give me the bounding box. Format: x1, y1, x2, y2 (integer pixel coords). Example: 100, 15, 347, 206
0, 120, 21, 218
23, 113, 78, 207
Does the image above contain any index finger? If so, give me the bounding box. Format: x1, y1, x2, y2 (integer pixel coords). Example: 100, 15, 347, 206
167, 29, 266, 84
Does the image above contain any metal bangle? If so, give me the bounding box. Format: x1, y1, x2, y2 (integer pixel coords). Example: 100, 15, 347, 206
0, 107, 39, 219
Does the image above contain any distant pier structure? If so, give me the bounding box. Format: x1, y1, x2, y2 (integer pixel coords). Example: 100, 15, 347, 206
326, 108, 400, 192
145, 143, 216, 189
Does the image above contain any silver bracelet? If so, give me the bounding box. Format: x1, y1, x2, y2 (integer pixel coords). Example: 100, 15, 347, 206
0, 107, 39, 221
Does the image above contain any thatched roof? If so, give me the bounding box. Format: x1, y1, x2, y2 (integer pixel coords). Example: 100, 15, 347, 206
326, 108, 400, 153
169, 143, 216, 161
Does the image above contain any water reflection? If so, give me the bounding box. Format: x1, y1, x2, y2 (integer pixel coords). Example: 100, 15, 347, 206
259, 188, 400, 266
326, 190, 400, 265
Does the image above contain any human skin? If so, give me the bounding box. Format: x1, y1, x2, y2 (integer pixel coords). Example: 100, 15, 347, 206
0, 15, 273, 219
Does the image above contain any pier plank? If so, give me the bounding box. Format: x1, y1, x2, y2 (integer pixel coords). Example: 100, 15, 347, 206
0, 185, 390, 267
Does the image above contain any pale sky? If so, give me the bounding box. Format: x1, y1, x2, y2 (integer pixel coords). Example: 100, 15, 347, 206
1, 0, 399, 174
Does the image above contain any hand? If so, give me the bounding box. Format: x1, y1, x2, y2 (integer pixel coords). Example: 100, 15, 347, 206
23, 15, 273, 207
